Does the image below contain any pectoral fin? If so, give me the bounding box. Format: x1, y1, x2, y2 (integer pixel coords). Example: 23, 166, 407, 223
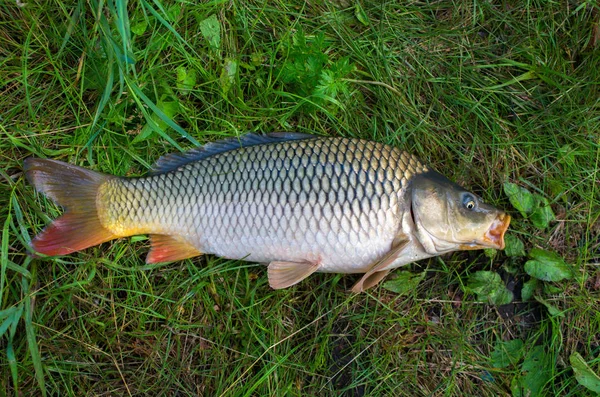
268, 260, 320, 289
350, 236, 410, 293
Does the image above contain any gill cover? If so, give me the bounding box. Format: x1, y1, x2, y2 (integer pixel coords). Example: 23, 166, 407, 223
410, 171, 510, 255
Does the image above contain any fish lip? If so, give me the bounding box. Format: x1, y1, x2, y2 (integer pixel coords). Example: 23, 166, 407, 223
482, 213, 511, 249
458, 214, 511, 251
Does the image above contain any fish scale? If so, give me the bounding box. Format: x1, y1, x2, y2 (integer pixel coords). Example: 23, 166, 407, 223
96, 137, 428, 273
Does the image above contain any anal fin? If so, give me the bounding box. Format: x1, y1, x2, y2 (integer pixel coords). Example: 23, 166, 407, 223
268, 260, 320, 289
146, 235, 202, 263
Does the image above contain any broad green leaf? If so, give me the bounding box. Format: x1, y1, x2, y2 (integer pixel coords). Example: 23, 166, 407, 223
220, 58, 238, 95
520, 346, 551, 396
524, 248, 573, 282
200, 14, 221, 51
503, 182, 535, 218
467, 271, 499, 294
531, 195, 555, 229
176, 66, 197, 92
570, 352, 600, 393
489, 288, 514, 306
466, 271, 513, 305
521, 279, 537, 301
491, 339, 524, 368
505, 233, 526, 257
382, 271, 425, 296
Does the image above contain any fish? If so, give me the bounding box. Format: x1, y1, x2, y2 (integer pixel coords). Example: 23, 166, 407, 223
24, 133, 510, 292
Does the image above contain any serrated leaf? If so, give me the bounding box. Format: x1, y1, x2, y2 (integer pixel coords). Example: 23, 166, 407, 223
466, 271, 513, 305
491, 339, 524, 368
504, 233, 526, 257
382, 271, 425, 295
504, 182, 535, 218
570, 352, 600, 393
524, 248, 573, 282
521, 279, 537, 301
176, 67, 196, 92
200, 14, 221, 52
531, 195, 555, 229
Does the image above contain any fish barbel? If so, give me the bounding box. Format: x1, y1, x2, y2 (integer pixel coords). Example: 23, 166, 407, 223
24, 133, 510, 291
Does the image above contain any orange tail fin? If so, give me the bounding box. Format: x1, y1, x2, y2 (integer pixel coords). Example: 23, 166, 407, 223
24, 158, 117, 256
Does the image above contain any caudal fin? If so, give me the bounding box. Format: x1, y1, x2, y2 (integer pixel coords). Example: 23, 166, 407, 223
24, 158, 117, 256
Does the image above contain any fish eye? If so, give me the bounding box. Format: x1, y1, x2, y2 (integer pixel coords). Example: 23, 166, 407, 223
462, 194, 477, 210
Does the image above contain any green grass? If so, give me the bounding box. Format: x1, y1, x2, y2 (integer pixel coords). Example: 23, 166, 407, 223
1, 0, 599, 395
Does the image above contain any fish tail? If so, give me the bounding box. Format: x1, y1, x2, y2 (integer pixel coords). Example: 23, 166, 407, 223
24, 158, 118, 256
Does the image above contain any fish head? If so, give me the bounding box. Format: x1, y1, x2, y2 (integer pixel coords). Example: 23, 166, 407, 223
410, 171, 510, 255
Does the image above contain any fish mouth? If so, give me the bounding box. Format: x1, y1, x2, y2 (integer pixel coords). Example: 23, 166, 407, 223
459, 213, 511, 251
484, 213, 511, 249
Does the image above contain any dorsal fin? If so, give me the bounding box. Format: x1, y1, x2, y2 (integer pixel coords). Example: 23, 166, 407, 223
150, 133, 317, 175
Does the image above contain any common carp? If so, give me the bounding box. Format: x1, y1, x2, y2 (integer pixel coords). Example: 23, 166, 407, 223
24, 133, 510, 292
